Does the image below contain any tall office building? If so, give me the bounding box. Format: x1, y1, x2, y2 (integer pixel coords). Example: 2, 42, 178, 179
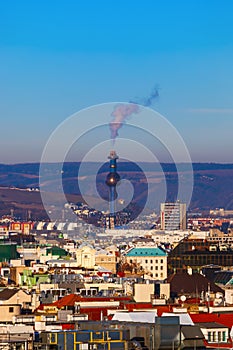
160, 202, 187, 231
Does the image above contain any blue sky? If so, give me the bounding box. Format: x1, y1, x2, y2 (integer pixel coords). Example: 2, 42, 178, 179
0, 0, 233, 163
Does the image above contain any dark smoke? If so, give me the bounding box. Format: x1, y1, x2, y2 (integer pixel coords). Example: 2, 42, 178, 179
129, 85, 159, 106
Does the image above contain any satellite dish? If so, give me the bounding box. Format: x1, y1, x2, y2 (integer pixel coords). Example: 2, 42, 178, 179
180, 295, 186, 302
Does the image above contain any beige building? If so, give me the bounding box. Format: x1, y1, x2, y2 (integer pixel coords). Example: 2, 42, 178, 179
0, 288, 31, 308
76, 244, 95, 269
95, 250, 117, 274
133, 283, 170, 302
133, 283, 154, 302
10, 266, 27, 285
125, 247, 167, 279
0, 288, 31, 322
0, 304, 21, 322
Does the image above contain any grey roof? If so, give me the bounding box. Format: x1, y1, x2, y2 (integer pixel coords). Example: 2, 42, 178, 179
198, 322, 228, 329
162, 313, 194, 325
181, 325, 204, 339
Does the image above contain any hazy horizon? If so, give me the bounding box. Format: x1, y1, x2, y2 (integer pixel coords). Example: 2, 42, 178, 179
1, 160, 233, 166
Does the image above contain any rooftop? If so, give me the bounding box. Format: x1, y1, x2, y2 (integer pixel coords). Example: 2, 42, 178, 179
126, 247, 166, 257
0, 288, 24, 300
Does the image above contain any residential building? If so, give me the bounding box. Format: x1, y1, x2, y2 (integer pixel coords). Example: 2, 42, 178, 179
0, 288, 31, 307
95, 250, 117, 274
133, 283, 155, 302
125, 247, 167, 279
160, 202, 187, 231
198, 322, 228, 345
0, 304, 21, 322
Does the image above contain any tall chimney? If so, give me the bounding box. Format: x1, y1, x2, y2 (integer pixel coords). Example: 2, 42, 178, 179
105, 151, 120, 228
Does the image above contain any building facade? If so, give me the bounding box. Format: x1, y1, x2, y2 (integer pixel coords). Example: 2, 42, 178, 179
95, 252, 117, 274
168, 237, 233, 274
125, 247, 167, 279
161, 202, 187, 231
76, 244, 96, 269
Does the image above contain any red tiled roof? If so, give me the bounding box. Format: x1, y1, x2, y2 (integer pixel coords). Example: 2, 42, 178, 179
120, 302, 172, 316
53, 294, 80, 308
80, 307, 118, 321
38, 294, 132, 310
190, 313, 233, 329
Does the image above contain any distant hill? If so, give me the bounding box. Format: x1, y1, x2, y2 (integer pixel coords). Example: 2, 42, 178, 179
0, 162, 233, 219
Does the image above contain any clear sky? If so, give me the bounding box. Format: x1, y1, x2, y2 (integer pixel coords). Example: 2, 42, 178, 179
0, 0, 233, 163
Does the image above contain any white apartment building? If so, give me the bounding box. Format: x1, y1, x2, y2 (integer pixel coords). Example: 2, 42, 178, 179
161, 202, 187, 230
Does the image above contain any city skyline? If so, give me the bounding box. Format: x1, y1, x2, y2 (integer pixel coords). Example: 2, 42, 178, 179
0, 1, 233, 163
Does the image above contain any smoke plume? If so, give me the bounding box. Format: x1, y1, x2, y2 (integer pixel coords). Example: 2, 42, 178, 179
130, 86, 159, 107
109, 86, 159, 141
109, 103, 139, 141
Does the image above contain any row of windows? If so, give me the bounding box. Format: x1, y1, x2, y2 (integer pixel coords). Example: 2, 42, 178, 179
207, 330, 226, 342
145, 266, 163, 271
169, 254, 233, 268
144, 259, 164, 264
99, 258, 114, 262
208, 237, 233, 241
129, 259, 164, 264
153, 273, 164, 278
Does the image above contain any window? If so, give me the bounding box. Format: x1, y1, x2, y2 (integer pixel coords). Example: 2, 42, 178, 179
150, 260, 153, 264
155, 273, 158, 277
151, 266, 153, 270
161, 266, 163, 270
155, 266, 158, 270
207, 332, 211, 342
161, 259, 163, 263
50, 333, 57, 344
222, 331, 226, 342
155, 260, 158, 263
145, 259, 148, 263
9, 307, 14, 313
218, 332, 221, 342
213, 332, 216, 342
160, 273, 163, 278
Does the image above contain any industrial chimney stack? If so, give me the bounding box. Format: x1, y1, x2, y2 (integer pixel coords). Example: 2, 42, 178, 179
105, 150, 120, 229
